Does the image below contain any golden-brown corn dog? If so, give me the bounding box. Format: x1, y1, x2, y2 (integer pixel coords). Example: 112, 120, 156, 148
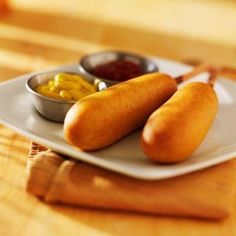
141, 82, 218, 163
64, 73, 177, 151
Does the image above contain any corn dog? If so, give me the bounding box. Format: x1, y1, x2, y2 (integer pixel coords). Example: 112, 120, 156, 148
64, 73, 177, 151
141, 82, 218, 163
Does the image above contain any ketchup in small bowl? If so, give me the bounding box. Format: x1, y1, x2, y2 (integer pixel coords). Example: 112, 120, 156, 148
90, 59, 144, 82
78, 50, 158, 86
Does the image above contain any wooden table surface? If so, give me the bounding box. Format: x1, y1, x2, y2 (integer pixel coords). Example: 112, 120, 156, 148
0, 1, 236, 235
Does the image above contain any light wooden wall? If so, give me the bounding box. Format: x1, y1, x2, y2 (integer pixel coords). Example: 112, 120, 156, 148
0, 0, 234, 81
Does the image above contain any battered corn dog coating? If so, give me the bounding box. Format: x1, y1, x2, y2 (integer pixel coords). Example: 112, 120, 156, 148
141, 82, 218, 163
64, 73, 177, 151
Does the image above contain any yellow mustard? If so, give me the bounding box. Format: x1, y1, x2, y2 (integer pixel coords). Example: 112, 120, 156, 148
35, 73, 96, 101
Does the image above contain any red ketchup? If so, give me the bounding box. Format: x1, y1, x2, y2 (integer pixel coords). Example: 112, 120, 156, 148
90, 59, 144, 82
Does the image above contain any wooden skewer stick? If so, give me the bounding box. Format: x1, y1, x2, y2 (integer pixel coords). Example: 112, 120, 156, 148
205, 65, 236, 86
208, 67, 220, 87
218, 66, 236, 81
220, 66, 236, 75
176, 60, 236, 86
175, 63, 212, 84
174, 63, 222, 87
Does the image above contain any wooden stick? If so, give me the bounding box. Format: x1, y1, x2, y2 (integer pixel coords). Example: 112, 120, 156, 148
183, 60, 236, 81
220, 66, 236, 75
208, 67, 220, 87
218, 66, 236, 81
174, 63, 222, 87
175, 63, 212, 84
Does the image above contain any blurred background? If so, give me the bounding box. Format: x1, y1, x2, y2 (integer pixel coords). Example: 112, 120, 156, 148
0, 0, 235, 80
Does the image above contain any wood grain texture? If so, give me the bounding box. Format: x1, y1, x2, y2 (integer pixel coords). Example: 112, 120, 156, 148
0, 0, 236, 235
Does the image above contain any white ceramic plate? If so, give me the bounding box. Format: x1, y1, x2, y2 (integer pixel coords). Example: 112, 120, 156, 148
0, 59, 236, 180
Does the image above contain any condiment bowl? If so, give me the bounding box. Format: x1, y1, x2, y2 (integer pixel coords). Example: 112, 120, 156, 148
78, 50, 159, 87
26, 71, 99, 123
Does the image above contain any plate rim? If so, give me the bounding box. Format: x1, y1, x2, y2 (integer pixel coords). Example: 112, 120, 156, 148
0, 61, 236, 180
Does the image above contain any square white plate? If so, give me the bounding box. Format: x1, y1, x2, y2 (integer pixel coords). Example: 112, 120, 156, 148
0, 59, 236, 180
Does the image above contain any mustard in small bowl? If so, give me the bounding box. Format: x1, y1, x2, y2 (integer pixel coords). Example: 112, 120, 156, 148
26, 71, 103, 123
